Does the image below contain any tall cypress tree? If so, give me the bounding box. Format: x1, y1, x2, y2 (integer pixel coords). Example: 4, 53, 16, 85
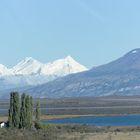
25, 95, 32, 129
8, 92, 20, 128
30, 96, 33, 126
35, 100, 40, 123
13, 92, 20, 128
8, 92, 14, 128
8, 92, 34, 129
19, 93, 26, 129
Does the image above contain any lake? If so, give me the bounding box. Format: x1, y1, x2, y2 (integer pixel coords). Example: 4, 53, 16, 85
43, 115, 140, 126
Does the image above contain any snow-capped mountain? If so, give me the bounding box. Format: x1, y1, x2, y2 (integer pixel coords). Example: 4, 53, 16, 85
12, 57, 43, 75
11, 56, 88, 76
0, 56, 87, 76
40, 56, 88, 76
0, 64, 12, 76
0, 56, 88, 91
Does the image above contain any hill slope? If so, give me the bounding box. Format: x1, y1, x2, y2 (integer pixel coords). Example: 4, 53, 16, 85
24, 48, 140, 98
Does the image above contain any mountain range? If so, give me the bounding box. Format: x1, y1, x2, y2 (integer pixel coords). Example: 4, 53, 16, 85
1, 48, 140, 99
0, 56, 88, 92
22, 48, 140, 98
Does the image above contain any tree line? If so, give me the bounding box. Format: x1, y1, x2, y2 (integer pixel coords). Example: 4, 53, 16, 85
8, 92, 40, 129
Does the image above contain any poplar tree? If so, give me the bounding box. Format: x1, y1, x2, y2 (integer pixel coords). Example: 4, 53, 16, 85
30, 96, 33, 125
8, 92, 14, 127
13, 92, 20, 128
25, 95, 32, 129
19, 93, 26, 129
35, 100, 40, 123
8, 92, 34, 129
8, 92, 20, 128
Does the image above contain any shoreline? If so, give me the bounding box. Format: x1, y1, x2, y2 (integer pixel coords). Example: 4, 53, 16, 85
1, 113, 140, 122
41, 113, 140, 121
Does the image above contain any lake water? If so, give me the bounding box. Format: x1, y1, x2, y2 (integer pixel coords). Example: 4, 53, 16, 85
43, 115, 140, 126
2, 108, 140, 126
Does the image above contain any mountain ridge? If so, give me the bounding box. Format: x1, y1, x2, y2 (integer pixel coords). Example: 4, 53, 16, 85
0, 56, 88, 93
0, 56, 88, 76
22, 48, 140, 98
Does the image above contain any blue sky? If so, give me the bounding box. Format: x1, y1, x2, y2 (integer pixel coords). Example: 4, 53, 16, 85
0, 0, 140, 68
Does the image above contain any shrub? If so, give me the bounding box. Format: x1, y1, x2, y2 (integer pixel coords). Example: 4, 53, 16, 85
34, 122, 55, 130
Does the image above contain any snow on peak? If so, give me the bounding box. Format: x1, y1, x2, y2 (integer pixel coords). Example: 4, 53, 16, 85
64, 56, 81, 64
24, 57, 35, 62
65, 55, 74, 61
41, 56, 88, 76
0, 64, 12, 75
12, 57, 43, 75
0, 56, 88, 77
10, 56, 88, 76
132, 50, 138, 54
130, 49, 140, 54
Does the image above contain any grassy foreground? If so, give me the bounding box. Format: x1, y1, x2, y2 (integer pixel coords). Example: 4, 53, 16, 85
61, 132, 140, 140
1, 131, 140, 140
0, 125, 140, 140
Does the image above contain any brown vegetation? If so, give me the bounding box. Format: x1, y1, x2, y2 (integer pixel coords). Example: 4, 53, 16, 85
0, 125, 140, 140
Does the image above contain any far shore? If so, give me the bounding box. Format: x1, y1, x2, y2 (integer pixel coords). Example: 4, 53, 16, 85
41, 114, 132, 121
1, 113, 140, 122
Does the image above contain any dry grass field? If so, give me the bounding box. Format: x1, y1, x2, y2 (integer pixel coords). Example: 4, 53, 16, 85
1, 130, 140, 140
59, 132, 140, 140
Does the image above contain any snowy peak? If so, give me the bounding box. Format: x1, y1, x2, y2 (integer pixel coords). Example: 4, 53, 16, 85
12, 57, 43, 75
6, 56, 88, 76
64, 56, 75, 62
63, 56, 88, 73
42, 56, 88, 76
0, 64, 12, 75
